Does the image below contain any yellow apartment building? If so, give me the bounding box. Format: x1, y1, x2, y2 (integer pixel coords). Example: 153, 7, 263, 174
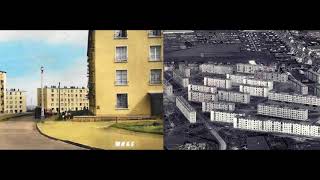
0, 71, 6, 113
87, 30, 163, 117
37, 86, 89, 113
5, 89, 27, 113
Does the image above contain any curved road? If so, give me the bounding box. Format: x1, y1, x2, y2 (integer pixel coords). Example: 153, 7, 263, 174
0, 115, 85, 150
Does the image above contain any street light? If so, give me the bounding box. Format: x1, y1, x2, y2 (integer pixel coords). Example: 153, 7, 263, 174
41, 66, 45, 120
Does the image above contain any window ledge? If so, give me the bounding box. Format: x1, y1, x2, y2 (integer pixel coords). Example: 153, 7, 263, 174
114, 60, 128, 63
115, 108, 129, 110
114, 37, 128, 40
148, 59, 162, 62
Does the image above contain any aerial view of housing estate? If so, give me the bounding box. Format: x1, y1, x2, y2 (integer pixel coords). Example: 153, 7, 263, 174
164, 30, 320, 150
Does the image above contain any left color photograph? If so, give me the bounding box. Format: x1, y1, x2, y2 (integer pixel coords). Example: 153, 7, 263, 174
0, 30, 164, 150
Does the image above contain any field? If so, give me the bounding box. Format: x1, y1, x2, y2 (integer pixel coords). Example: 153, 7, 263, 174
37, 119, 163, 150
110, 120, 163, 135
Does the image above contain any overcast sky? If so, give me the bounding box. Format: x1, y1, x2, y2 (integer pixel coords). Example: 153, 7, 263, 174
0, 30, 89, 106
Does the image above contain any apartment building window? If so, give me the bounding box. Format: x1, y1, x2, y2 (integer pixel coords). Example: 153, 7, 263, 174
114, 30, 127, 39
115, 70, 128, 85
149, 45, 161, 61
150, 69, 162, 84
116, 94, 128, 109
115, 46, 128, 62
148, 30, 161, 37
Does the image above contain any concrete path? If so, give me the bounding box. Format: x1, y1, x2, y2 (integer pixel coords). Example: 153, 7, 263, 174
0, 115, 85, 150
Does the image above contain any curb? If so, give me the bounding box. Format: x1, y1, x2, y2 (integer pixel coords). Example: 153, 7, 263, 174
35, 123, 104, 150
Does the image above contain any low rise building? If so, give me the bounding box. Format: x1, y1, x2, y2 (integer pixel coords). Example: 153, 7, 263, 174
164, 80, 173, 96
173, 69, 189, 88
5, 89, 27, 114
288, 76, 308, 95
38, 86, 89, 113
199, 64, 234, 75
188, 84, 217, 94
268, 91, 320, 106
217, 90, 250, 104
233, 116, 320, 137
210, 110, 244, 123
306, 69, 320, 84
188, 90, 218, 103
257, 103, 308, 121
239, 84, 269, 97
204, 76, 232, 89
202, 101, 235, 112
229, 73, 254, 86
242, 78, 273, 90
176, 96, 196, 123
254, 71, 288, 82
236, 63, 276, 74
178, 64, 191, 77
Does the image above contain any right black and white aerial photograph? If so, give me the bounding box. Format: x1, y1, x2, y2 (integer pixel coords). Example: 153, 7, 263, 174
163, 30, 320, 150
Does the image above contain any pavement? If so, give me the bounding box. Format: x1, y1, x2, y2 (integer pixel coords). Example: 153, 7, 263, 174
0, 115, 85, 150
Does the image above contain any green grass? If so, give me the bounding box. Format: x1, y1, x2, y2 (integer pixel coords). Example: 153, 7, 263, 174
37, 120, 163, 150
110, 120, 163, 135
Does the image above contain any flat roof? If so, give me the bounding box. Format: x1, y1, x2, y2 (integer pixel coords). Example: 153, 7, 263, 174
258, 103, 308, 111
240, 114, 314, 126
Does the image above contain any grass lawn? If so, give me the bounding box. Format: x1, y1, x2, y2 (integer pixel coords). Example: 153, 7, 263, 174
110, 120, 163, 135
37, 120, 163, 150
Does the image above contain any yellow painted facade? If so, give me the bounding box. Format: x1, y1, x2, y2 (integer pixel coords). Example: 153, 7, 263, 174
87, 30, 163, 117
0, 71, 6, 113
37, 86, 89, 113
6, 89, 27, 113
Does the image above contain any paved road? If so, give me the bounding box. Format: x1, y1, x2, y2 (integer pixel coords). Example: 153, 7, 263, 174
197, 111, 227, 150
0, 115, 85, 150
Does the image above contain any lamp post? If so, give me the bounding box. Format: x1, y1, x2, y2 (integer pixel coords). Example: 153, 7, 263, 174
58, 82, 61, 116
40, 66, 45, 120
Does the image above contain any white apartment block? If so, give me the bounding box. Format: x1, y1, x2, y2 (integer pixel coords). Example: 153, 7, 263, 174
288, 76, 308, 95
239, 84, 269, 97
257, 103, 308, 121
306, 69, 320, 84
188, 84, 217, 94
0, 71, 6, 113
217, 90, 251, 104
202, 101, 236, 112
268, 91, 320, 106
236, 63, 276, 74
5, 89, 27, 114
188, 90, 218, 103
229, 73, 254, 86
176, 96, 196, 123
204, 76, 232, 89
254, 71, 288, 82
210, 110, 244, 123
242, 78, 273, 90
173, 69, 189, 88
38, 86, 89, 113
233, 117, 320, 137
164, 80, 173, 96
178, 64, 191, 77
199, 64, 234, 75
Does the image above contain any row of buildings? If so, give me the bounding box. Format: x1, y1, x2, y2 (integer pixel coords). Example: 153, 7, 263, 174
0, 71, 27, 114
